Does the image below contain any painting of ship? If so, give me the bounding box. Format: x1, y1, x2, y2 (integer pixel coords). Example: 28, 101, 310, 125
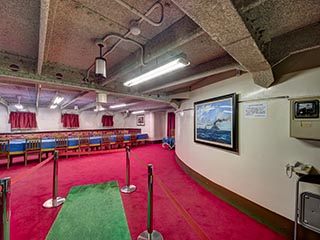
194, 94, 235, 148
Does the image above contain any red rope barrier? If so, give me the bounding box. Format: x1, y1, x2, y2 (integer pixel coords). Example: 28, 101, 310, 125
11, 155, 54, 186
9, 149, 125, 185
59, 148, 125, 157
130, 151, 210, 240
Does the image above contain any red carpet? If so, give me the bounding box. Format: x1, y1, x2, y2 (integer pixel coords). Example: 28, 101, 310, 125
0, 144, 287, 240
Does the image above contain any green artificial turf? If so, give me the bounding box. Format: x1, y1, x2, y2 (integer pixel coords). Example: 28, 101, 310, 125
46, 181, 131, 240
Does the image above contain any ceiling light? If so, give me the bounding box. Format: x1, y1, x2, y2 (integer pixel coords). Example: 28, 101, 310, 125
50, 104, 58, 109
94, 104, 105, 112
95, 41, 107, 80
110, 103, 127, 109
129, 20, 141, 36
123, 57, 190, 87
15, 96, 23, 110
53, 95, 64, 105
132, 110, 145, 114
15, 104, 23, 110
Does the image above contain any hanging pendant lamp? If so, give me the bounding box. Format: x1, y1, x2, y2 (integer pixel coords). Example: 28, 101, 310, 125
95, 41, 107, 80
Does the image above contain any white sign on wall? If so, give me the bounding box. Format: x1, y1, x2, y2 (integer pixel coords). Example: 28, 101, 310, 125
244, 102, 267, 118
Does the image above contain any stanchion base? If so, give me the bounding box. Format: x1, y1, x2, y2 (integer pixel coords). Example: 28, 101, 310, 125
137, 230, 163, 240
121, 185, 137, 193
42, 197, 65, 208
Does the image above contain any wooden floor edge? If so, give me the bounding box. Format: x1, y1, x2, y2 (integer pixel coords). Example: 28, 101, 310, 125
175, 153, 320, 240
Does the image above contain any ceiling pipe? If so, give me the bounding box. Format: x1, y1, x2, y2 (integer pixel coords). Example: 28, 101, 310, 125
143, 63, 243, 93
114, 0, 164, 27
37, 0, 50, 75
85, 2, 163, 81
85, 34, 147, 80
101, 18, 204, 87
102, 34, 145, 65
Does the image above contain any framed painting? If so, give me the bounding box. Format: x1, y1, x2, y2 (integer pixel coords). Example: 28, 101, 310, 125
194, 93, 237, 152
136, 114, 145, 126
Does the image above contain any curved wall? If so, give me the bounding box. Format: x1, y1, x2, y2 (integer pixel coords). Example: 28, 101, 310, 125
175, 67, 320, 220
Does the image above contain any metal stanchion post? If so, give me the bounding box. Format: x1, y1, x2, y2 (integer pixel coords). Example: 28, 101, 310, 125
121, 146, 136, 193
138, 164, 163, 240
0, 177, 11, 240
43, 151, 65, 208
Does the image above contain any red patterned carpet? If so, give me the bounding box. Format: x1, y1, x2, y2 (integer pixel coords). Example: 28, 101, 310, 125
0, 144, 287, 240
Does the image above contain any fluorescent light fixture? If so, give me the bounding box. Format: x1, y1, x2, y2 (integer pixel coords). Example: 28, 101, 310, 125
15, 103, 23, 110
123, 57, 190, 87
132, 110, 145, 114
50, 104, 58, 109
53, 95, 64, 105
94, 104, 105, 112
110, 103, 127, 109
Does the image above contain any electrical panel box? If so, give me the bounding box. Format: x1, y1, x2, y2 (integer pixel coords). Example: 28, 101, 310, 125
290, 97, 320, 140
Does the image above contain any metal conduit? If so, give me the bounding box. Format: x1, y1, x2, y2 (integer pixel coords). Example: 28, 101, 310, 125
102, 2, 163, 57
114, 0, 164, 27
85, 1, 164, 80
103, 34, 146, 65
85, 34, 146, 80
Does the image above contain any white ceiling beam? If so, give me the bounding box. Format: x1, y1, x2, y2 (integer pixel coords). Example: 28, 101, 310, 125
143, 63, 241, 93
0, 96, 9, 107
237, 0, 269, 13
37, 0, 50, 75
79, 102, 96, 112
172, 0, 274, 88
35, 84, 41, 112
0, 70, 170, 103
61, 91, 89, 109
0, 96, 10, 113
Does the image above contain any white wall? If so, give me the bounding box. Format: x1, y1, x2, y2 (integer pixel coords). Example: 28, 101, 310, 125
152, 111, 166, 139
113, 111, 166, 140
0, 105, 10, 132
37, 108, 63, 130
176, 67, 320, 220
0, 107, 146, 133
113, 112, 151, 134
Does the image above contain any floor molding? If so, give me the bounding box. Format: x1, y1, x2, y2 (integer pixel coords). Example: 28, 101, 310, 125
175, 153, 320, 240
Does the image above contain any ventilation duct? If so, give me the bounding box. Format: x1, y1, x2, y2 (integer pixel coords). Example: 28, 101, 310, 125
96, 92, 107, 103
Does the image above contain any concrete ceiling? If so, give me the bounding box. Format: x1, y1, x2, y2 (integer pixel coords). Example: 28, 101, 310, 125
0, 0, 319, 113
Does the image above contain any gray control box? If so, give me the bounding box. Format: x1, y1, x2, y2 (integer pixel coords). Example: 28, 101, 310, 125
290, 97, 320, 140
